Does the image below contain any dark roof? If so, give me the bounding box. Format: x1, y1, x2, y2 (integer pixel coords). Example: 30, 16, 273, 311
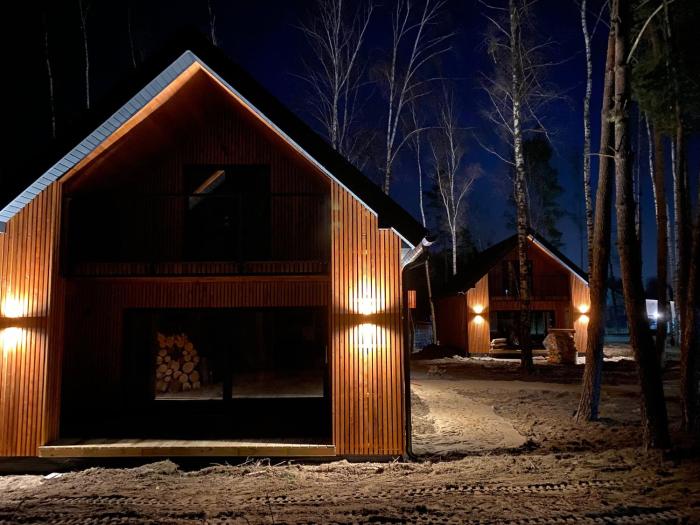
444, 229, 588, 294
0, 30, 426, 247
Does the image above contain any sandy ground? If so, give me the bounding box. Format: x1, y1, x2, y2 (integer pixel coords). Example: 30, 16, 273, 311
1, 351, 699, 524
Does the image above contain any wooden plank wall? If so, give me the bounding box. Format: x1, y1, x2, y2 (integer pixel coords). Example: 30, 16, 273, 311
330, 182, 404, 456
434, 295, 468, 354
570, 275, 590, 353
466, 275, 490, 354
0, 185, 63, 456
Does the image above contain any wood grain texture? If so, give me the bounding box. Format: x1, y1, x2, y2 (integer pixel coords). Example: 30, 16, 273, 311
330, 182, 405, 456
0, 185, 64, 456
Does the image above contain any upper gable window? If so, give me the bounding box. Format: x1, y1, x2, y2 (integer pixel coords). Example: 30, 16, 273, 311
184, 165, 272, 261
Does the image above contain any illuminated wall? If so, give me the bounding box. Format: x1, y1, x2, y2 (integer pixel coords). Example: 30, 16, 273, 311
330, 182, 405, 456
0, 185, 64, 456
571, 275, 590, 353
466, 275, 490, 354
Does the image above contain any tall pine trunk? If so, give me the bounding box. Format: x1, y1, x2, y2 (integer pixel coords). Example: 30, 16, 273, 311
612, 0, 669, 449
681, 178, 700, 431
576, 27, 615, 422
651, 127, 668, 359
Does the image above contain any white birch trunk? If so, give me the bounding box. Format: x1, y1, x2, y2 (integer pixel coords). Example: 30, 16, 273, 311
78, 0, 90, 110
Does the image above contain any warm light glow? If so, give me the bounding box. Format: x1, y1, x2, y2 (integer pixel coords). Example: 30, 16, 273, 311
358, 323, 376, 352
578, 314, 590, 324
472, 314, 485, 325
1, 296, 24, 318
578, 304, 590, 314
472, 304, 484, 314
356, 296, 376, 316
0, 327, 22, 352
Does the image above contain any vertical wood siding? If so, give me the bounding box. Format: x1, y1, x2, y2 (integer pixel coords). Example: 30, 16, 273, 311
0, 185, 63, 456
570, 275, 590, 353
466, 275, 490, 354
330, 182, 405, 456
434, 295, 468, 354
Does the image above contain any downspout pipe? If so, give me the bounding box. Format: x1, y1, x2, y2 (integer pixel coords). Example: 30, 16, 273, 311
400, 236, 433, 460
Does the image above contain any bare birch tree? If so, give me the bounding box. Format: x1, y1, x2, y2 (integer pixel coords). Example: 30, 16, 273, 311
208, 0, 218, 46
127, 3, 137, 69
43, 12, 56, 139
479, 0, 557, 371
78, 0, 90, 109
612, 0, 669, 449
298, 0, 374, 164
429, 91, 480, 276
408, 102, 437, 341
380, 0, 451, 195
579, 0, 594, 273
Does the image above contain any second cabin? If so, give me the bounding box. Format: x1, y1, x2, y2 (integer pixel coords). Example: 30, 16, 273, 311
434, 231, 590, 356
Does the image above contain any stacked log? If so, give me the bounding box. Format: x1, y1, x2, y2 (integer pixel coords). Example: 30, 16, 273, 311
154, 332, 202, 393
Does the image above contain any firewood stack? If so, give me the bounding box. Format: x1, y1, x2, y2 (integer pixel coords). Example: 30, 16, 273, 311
155, 332, 202, 394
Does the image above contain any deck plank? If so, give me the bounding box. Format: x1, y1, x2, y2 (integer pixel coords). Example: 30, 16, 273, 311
38, 439, 336, 458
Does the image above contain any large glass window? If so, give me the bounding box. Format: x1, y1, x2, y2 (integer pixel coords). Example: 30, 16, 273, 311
230, 309, 326, 398
140, 308, 326, 401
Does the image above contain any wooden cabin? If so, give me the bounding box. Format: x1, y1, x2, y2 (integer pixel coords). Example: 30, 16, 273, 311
0, 38, 427, 459
434, 231, 589, 355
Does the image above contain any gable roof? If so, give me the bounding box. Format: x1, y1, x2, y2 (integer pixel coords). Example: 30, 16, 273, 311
0, 32, 426, 247
445, 229, 588, 294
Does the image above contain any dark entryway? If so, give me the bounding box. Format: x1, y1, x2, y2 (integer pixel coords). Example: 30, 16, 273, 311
62, 307, 331, 442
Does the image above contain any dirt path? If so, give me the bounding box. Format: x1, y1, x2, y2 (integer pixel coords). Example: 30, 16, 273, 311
411, 379, 526, 455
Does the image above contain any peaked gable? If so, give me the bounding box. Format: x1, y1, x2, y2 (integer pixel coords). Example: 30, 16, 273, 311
0, 35, 425, 247
446, 230, 587, 294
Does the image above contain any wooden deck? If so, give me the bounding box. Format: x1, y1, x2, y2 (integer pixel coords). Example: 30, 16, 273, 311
38, 439, 336, 458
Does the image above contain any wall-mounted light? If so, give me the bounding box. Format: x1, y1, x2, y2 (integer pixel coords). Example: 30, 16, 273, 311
356, 296, 376, 316
578, 314, 590, 324
578, 303, 590, 314
0, 327, 22, 352
472, 304, 485, 314
472, 314, 485, 325
0, 294, 43, 353
358, 323, 376, 353
1, 296, 24, 319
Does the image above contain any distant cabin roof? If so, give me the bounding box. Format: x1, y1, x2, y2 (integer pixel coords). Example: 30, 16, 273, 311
0, 33, 426, 247
444, 230, 588, 294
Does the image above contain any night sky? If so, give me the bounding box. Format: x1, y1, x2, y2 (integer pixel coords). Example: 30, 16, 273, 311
2, 0, 698, 280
